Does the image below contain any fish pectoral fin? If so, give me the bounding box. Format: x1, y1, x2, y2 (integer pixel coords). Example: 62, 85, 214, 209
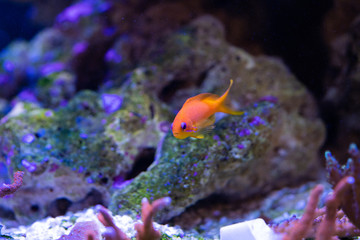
192, 115, 216, 137
197, 125, 215, 135
196, 114, 216, 129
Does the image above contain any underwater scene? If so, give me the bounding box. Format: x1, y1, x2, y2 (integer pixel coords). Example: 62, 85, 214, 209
0, 0, 360, 239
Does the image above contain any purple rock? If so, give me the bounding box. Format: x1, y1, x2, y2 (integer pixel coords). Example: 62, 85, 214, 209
213, 135, 220, 141
105, 49, 122, 63
45, 111, 53, 117
103, 27, 116, 36
249, 116, 265, 126
3, 61, 14, 72
87, 177, 94, 184
72, 41, 88, 55
101, 94, 123, 114
237, 144, 245, 149
49, 163, 59, 172
238, 128, 252, 137
159, 121, 171, 133
79, 133, 88, 139
18, 90, 38, 103
40, 62, 65, 76
21, 159, 37, 172
57, 2, 93, 23
0, 74, 10, 84
22, 134, 35, 144
259, 95, 278, 103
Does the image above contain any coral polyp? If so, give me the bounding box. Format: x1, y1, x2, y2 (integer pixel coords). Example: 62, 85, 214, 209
325, 143, 360, 229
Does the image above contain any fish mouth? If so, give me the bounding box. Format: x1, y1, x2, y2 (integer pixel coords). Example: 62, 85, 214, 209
173, 132, 186, 139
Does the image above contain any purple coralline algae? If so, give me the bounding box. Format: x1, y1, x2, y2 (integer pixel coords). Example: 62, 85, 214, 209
40, 62, 66, 76
325, 143, 360, 229
21, 134, 35, 144
101, 93, 123, 114
21, 159, 37, 173
56, 2, 94, 24
72, 41, 89, 55
105, 49, 122, 63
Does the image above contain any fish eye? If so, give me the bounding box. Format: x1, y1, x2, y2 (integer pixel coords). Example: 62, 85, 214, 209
181, 122, 187, 130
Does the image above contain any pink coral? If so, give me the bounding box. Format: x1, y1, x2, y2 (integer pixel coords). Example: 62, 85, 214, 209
0, 171, 24, 198
273, 176, 360, 239
57, 221, 101, 240
96, 197, 171, 240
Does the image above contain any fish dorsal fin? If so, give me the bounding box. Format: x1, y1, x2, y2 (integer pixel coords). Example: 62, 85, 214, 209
215, 79, 234, 105
210, 79, 244, 115
199, 80, 234, 107
184, 93, 219, 105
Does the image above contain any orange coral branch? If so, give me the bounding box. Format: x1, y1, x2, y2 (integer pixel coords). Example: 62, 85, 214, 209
316, 176, 354, 240
96, 205, 130, 240
96, 197, 171, 240
282, 184, 324, 240
135, 197, 171, 240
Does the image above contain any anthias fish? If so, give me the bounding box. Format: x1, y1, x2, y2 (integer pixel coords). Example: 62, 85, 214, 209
172, 79, 243, 139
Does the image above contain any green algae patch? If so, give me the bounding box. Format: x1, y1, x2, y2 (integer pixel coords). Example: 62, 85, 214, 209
0, 81, 172, 181
0, 91, 120, 180
103, 69, 173, 176
0, 83, 173, 226
110, 102, 278, 221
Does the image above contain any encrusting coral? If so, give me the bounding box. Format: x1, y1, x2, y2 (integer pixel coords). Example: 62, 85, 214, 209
0, 171, 24, 198
57, 221, 101, 240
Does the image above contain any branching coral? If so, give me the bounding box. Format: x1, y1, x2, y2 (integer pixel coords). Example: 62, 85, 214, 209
271, 143, 360, 239
280, 184, 324, 240
315, 176, 355, 239
272, 176, 359, 239
0, 171, 24, 198
325, 143, 360, 229
96, 205, 130, 240
96, 197, 171, 240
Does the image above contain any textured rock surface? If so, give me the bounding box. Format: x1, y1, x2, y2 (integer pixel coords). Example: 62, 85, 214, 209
1, 207, 205, 240
110, 100, 324, 222
0, 83, 170, 226
0, 5, 325, 233
107, 16, 325, 223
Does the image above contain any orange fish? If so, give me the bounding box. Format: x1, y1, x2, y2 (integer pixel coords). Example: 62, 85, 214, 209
172, 79, 243, 139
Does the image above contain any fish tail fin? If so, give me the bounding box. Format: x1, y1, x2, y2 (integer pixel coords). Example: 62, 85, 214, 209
218, 105, 244, 115
217, 79, 244, 115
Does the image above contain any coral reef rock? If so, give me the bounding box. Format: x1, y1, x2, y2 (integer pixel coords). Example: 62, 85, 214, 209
110, 100, 325, 223
0, 83, 170, 227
